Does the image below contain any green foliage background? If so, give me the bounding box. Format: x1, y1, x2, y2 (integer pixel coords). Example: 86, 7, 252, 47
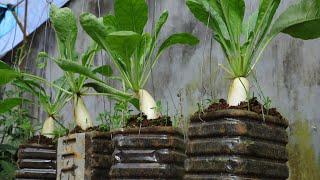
0, 89, 35, 179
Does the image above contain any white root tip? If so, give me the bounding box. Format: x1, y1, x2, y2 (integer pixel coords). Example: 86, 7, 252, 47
227, 77, 250, 106
41, 116, 55, 138
138, 89, 161, 119
74, 96, 93, 130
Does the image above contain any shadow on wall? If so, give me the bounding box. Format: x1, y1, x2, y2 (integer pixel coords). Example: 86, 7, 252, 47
288, 119, 320, 180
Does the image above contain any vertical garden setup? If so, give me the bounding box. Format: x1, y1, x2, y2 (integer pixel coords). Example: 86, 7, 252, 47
0, 0, 319, 179
78, 0, 198, 178
184, 0, 320, 179
43, 5, 115, 179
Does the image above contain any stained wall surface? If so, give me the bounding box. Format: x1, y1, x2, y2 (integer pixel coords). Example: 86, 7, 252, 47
3, 0, 320, 177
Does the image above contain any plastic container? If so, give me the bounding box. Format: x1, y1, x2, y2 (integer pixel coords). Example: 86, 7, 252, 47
185, 109, 289, 180
16, 144, 56, 179
110, 127, 186, 179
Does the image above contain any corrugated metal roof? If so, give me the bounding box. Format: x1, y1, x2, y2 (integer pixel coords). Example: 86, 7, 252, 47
0, 0, 69, 57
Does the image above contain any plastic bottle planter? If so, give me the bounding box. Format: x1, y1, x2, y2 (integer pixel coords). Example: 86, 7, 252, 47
185, 109, 289, 180
15, 144, 56, 179
110, 127, 187, 179
56, 131, 113, 180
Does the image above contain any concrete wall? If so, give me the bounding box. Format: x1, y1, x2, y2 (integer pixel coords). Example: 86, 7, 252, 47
3, 0, 320, 175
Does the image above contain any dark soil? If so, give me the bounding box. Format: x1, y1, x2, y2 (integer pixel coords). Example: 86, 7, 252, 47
69, 126, 101, 134
27, 135, 56, 146
125, 114, 172, 128
204, 98, 284, 120
69, 115, 172, 132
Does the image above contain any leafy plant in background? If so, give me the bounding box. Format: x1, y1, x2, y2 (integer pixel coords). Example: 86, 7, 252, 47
40, 5, 97, 130
35, 5, 133, 131
0, 33, 42, 179
0, 57, 71, 138
13, 75, 71, 138
186, 0, 320, 106
0, 7, 69, 177
0, 89, 35, 144
0, 89, 35, 179
0, 55, 70, 178
78, 0, 199, 120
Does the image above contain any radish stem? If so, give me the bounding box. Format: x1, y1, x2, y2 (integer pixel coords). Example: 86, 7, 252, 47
227, 77, 250, 106
138, 89, 160, 119
73, 96, 93, 130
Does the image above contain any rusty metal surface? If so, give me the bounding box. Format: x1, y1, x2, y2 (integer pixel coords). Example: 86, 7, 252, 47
15, 144, 56, 179
110, 127, 186, 179
57, 131, 112, 180
185, 110, 289, 179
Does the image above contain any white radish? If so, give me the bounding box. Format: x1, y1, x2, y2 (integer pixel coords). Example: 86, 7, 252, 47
41, 116, 55, 138
227, 77, 250, 106
73, 96, 93, 130
138, 89, 160, 119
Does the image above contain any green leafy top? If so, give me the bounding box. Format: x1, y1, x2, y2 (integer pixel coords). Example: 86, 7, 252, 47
50, 5, 78, 60
13, 76, 71, 118
186, 0, 320, 78
0, 98, 25, 115
80, 0, 199, 94
0, 5, 100, 119
0, 59, 71, 118
35, 5, 132, 103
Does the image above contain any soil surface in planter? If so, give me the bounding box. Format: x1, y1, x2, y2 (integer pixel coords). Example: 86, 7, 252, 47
69, 126, 102, 134
202, 98, 284, 120
70, 115, 172, 132
27, 135, 56, 146
125, 114, 172, 128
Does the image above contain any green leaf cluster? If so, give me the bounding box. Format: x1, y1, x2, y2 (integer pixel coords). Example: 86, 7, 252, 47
44, 5, 132, 103
0, 89, 36, 179
0, 59, 71, 120
186, 0, 320, 78
79, 0, 199, 95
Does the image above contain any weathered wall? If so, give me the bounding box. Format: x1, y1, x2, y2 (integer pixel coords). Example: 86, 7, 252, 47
3, 0, 320, 176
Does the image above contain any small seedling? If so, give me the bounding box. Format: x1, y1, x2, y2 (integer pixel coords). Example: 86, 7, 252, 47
263, 96, 272, 115
151, 100, 163, 116
96, 111, 111, 132
53, 126, 68, 139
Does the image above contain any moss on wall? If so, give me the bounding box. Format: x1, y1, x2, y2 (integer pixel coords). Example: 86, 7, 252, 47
288, 120, 320, 180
